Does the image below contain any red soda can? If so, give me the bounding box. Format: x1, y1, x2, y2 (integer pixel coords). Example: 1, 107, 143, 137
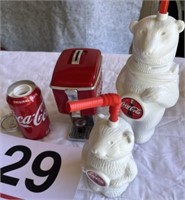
6, 80, 50, 139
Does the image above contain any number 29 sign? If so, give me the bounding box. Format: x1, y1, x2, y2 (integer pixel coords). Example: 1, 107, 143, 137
0, 133, 82, 200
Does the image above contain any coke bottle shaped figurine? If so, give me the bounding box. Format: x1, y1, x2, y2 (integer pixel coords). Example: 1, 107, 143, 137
66, 93, 138, 198
116, 0, 185, 144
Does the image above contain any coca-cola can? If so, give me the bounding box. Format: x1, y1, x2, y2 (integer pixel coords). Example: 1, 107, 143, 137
6, 80, 50, 139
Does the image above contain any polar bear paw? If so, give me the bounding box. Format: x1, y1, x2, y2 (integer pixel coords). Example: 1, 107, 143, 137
141, 87, 166, 104
135, 128, 155, 144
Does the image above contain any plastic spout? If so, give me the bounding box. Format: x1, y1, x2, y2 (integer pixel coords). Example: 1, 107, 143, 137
159, 0, 169, 14
66, 93, 121, 122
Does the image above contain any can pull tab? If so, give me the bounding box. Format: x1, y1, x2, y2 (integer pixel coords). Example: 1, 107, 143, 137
0, 113, 19, 133
72, 50, 84, 64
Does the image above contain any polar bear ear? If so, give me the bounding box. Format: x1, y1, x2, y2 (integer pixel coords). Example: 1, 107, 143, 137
123, 131, 134, 144
129, 21, 138, 33
176, 20, 185, 33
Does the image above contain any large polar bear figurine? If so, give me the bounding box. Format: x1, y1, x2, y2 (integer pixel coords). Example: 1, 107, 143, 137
81, 114, 138, 198
116, 12, 185, 144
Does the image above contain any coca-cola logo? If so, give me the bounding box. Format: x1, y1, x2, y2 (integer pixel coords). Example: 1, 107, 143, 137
86, 170, 106, 187
15, 102, 48, 128
121, 97, 143, 119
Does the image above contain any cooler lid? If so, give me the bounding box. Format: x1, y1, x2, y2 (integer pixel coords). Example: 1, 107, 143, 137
50, 48, 102, 89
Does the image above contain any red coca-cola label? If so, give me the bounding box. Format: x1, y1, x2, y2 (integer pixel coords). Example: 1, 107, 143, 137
6, 80, 50, 139
15, 101, 48, 128
121, 97, 143, 119
86, 170, 106, 187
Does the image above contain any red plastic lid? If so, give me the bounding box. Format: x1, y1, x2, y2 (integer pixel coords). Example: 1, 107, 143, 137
50, 48, 102, 88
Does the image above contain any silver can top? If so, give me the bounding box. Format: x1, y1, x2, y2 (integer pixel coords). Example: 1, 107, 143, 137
7, 80, 36, 98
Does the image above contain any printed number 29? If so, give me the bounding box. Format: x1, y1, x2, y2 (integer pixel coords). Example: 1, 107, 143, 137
0, 145, 62, 193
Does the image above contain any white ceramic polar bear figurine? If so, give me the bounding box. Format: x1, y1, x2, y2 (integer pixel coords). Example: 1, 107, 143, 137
116, 12, 185, 144
81, 114, 138, 198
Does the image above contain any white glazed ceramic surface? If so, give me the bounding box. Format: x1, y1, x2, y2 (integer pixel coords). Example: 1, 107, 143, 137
116, 12, 185, 144
81, 115, 138, 198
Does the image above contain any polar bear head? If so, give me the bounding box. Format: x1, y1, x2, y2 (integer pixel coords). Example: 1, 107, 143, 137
89, 114, 134, 161
130, 14, 185, 64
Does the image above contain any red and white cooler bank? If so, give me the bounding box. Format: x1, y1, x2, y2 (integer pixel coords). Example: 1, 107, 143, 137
50, 48, 102, 140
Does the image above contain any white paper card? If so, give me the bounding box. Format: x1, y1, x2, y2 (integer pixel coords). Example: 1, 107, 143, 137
0, 133, 82, 200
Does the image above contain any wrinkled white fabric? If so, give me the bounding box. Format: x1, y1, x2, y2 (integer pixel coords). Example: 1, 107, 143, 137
1, 0, 143, 54
0, 51, 185, 200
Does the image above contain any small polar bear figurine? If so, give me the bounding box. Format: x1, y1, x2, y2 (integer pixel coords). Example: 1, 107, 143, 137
116, 11, 185, 144
81, 114, 138, 198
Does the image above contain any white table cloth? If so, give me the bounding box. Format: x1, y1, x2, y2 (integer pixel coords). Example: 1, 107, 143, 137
0, 51, 185, 200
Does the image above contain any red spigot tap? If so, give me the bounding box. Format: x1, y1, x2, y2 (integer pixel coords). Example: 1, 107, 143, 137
159, 0, 169, 14
66, 93, 121, 122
